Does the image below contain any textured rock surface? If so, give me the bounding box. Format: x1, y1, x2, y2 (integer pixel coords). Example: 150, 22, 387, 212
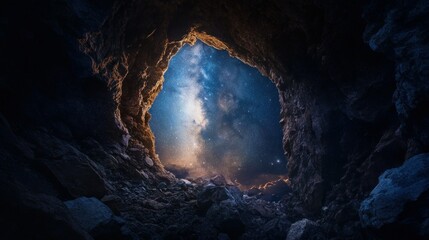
359, 153, 429, 238
65, 197, 133, 239
0, 0, 427, 239
101, 175, 293, 239
286, 219, 325, 240
65, 197, 115, 232
36, 135, 108, 198
83, 0, 401, 218
74, 0, 391, 216
0, 179, 91, 240
363, 0, 429, 158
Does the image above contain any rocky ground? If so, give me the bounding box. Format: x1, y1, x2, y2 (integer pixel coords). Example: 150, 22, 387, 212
1, 122, 427, 239
116, 175, 291, 239
1, 0, 428, 239
70, 173, 321, 240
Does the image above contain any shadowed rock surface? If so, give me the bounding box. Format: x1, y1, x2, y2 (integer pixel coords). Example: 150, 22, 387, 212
286, 219, 325, 240
360, 153, 429, 239
0, 0, 428, 239
64, 197, 134, 239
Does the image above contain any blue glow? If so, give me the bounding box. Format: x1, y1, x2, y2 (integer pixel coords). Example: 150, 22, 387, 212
149, 41, 286, 186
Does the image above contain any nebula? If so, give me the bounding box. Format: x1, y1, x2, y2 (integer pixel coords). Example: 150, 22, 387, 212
150, 41, 286, 186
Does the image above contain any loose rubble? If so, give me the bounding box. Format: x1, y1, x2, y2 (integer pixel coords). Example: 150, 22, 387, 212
108, 174, 297, 239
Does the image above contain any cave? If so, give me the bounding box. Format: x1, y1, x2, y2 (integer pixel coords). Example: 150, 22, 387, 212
1, 0, 428, 239
149, 40, 287, 189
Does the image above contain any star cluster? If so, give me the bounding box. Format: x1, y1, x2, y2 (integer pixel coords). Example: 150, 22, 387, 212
149, 41, 286, 187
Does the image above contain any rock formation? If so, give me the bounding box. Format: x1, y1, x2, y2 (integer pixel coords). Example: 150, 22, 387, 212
0, 0, 428, 239
360, 154, 429, 239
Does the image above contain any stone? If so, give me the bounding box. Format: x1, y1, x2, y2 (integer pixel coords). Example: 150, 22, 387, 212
0, 184, 92, 240
145, 156, 154, 167
157, 182, 167, 190
211, 175, 227, 186
250, 200, 276, 218
179, 178, 192, 185
286, 219, 325, 240
0, 113, 34, 159
138, 169, 149, 179
65, 197, 115, 232
246, 187, 262, 197
261, 217, 291, 239
206, 201, 245, 239
101, 195, 123, 214
359, 153, 429, 238
142, 199, 168, 210
1, 0, 428, 239
226, 186, 243, 203
65, 197, 130, 239
176, 178, 194, 190
363, 0, 429, 157
40, 140, 107, 198
120, 153, 131, 160
197, 186, 237, 213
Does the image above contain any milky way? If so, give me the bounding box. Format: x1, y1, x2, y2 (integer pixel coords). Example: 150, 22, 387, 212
149, 41, 286, 187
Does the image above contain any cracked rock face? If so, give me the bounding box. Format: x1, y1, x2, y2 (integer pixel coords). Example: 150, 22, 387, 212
363, 0, 429, 158
359, 154, 429, 239
286, 219, 325, 240
87, 0, 402, 214
0, 0, 427, 239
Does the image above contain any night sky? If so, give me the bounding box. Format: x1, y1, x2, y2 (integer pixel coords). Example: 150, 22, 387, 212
149, 41, 286, 187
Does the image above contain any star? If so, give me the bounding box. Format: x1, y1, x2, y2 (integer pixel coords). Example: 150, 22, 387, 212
149, 40, 286, 186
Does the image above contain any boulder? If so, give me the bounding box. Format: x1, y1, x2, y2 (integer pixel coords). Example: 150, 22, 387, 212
0, 188, 91, 240
43, 152, 107, 198
206, 201, 245, 239
286, 219, 325, 240
101, 195, 123, 214
246, 187, 262, 197
261, 217, 291, 239
197, 186, 230, 213
211, 175, 227, 186
34, 135, 107, 198
65, 197, 133, 239
0, 113, 34, 159
359, 153, 429, 238
249, 200, 277, 218
197, 186, 242, 213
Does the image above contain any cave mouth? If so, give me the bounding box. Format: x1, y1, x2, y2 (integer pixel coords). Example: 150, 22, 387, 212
149, 40, 287, 189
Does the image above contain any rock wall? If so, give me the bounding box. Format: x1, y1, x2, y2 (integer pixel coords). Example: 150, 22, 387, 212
0, 0, 427, 238
363, 0, 429, 158
88, 0, 402, 213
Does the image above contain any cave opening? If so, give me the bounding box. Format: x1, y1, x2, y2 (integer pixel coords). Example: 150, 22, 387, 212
149, 40, 287, 189
3, 0, 429, 239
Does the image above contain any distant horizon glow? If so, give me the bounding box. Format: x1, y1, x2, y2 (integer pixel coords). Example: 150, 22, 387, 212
149, 40, 286, 187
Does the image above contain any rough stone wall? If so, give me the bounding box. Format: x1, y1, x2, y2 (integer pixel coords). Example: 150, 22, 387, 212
363, 0, 429, 158
0, 0, 427, 238
87, 0, 401, 214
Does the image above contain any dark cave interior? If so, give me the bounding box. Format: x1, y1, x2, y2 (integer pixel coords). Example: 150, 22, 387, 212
0, 0, 428, 239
